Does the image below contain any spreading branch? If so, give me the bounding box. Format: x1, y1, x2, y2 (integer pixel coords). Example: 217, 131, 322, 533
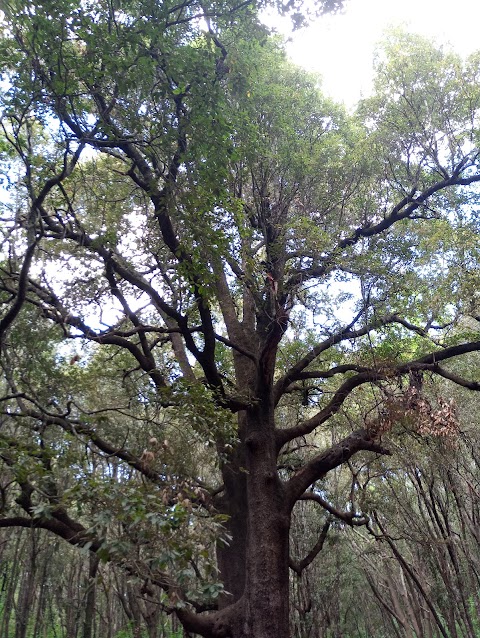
286, 164, 480, 288
299, 492, 369, 526
286, 429, 391, 506
278, 339, 480, 448
273, 311, 397, 404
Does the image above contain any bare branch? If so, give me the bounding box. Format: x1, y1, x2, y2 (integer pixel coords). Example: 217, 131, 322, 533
299, 492, 369, 526
289, 518, 331, 575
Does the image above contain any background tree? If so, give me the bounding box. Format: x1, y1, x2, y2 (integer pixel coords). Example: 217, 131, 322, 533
1, 3, 480, 637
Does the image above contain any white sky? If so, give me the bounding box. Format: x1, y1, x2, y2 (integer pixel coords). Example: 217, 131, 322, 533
269, 0, 480, 106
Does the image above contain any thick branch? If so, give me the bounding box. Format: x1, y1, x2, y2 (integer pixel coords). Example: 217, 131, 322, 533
273, 313, 397, 405
0, 515, 102, 548
287, 167, 480, 288
0, 239, 38, 342
397, 340, 480, 370
214, 332, 257, 362
278, 339, 480, 448
176, 604, 238, 638
213, 263, 242, 334
430, 365, 480, 390
277, 371, 381, 449
299, 492, 369, 526
286, 429, 391, 506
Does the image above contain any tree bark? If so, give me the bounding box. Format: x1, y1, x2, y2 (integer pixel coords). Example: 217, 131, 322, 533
1, 531, 23, 638
224, 408, 291, 638
15, 530, 38, 638
82, 553, 99, 638
215, 437, 249, 607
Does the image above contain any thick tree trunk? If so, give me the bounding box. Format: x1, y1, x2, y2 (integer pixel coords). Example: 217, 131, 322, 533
216, 437, 248, 607
216, 476, 248, 607
215, 407, 291, 638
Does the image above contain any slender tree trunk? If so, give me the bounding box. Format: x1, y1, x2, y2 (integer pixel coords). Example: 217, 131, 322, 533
1, 531, 23, 638
15, 530, 38, 638
32, 545, 51, 638
82, 554, 99, 638
126, 583, 143, 638
64, 559, 81, 638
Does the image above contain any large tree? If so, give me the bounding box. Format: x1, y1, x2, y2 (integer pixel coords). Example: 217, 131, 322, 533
1, 2, 480, 636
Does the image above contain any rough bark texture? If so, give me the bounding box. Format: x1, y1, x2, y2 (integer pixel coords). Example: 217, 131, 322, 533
216, 466, 248, 606
82, 554, 99, 638
213, 403, 292, 638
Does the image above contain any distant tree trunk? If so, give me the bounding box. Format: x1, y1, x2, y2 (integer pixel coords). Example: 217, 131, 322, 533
1, 532, 23, 638
32, 542, 53, 638
15, 530, 38, 638
99, 577, 115, 638
126, 583, 143, 638
64, 559, 81, 638
82, 554, 99, 638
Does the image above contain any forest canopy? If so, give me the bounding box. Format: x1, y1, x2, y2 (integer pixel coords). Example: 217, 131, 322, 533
1, 1, 480, 637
